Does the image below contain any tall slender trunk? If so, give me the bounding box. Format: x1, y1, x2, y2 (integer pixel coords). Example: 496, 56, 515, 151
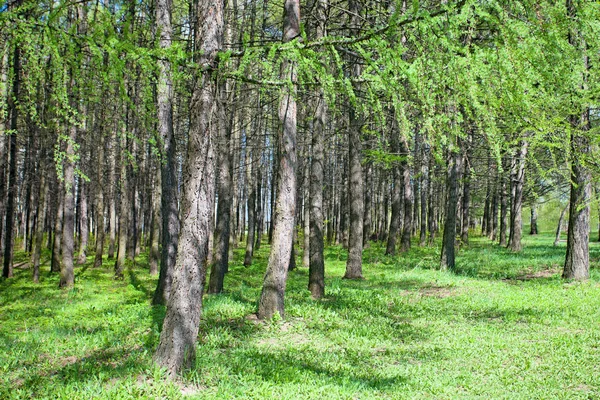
32, 159, 48, 283
59, 121, 77, 288
114, 132, 129, 280
93, 129, 106, 268
529, 205, 538, 235
77, 180, 89, 264
460, 134, 472, 245
208, 82, 234, 294
554, 203, 568, 246
308, 0, 327, 296
107, 130, 117, 259
508, 140, 528, 252
2, 45, 19, 278
257, 0, 299, 319
153, 0, 223, 375
419, 143, 428, 246
563, 0, 591, 281
386, 128, 402, 255
499, 155, 508, 246
152, 0, 180, 304
440, 146, 463, 271
400, 136, 412, 253
344, 103, 364, 278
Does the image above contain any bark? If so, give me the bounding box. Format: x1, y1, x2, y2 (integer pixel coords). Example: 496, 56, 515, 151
208, 83, 234, 294
153, 0, 222, 374
363, 161, 373, 247
257, 0, 299, 319
427, 152, 436, 244
149, 171, 160, 275
2, 45, 19, 279
460, 135, 471, 246
554, 203, 567, 247
386, 129, 402, 255
419, 143, 428, 246
345, 111, 364, 278
244, 135, 256, 266
508, 141, 528, 252
107, 131, 117, 259
400, 136, 412, 253
59, 122, 77, 289
563, 117, 591, 279
114, 135, 129, 280
308, 4, 327, 296
563, 0, 591, 281
440, 147, 463, 271
499, 155, 509, 246
76, 180, 89, 264
529, 205, 538, 235
489, 165, 498, 240
51, 182, 64, 273
152, 0, 180, 304
32, 161, 48, 283
93, 130, 106, 268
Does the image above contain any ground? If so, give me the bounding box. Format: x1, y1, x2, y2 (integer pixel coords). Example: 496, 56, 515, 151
1, 233, 599, 399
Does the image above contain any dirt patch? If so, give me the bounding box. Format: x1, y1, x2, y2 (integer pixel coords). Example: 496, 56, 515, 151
399, 284, 457, 298
505, 268, 560, 282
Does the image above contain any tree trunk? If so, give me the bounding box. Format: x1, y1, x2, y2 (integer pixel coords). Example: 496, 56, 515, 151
308, 4, 327, 296
400, 136, 412, 253
2, 45, 19, 279
32, 162, 48, 283
419, 143, 428, 246
499, 155, 508, 246
93, 128, 106, 268
257, 0, 299, 319
149, 172, 160, 275
460, 134, 471, 246
344, 97, 364, 279
529, 205, 538, 235
114, 134, 129, 280
153, 0, 223, 374
59, 122, 77, 289
554, 203, 567, 247
208, 82, 234, 294
77, 180, 89, 264
152, 0, 180, 305
386, 129, 402, 255
563, 0, 591, 281
563, 117, 591, 279
508, 140, 528, 252
440, 146, 463, 271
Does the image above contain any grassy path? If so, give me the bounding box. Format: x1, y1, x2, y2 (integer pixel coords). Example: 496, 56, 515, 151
1, 233, 599, 398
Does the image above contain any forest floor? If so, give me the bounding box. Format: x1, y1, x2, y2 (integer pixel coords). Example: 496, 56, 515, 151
1, 233, 600, 399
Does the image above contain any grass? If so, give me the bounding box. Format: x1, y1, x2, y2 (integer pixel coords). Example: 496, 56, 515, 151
1, 232, 600, 399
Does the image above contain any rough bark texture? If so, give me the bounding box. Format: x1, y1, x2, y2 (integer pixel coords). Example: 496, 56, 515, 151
400, 136, 412, 253
93, 130, 106, 268
114, 140, 129, 280
563, 116, 591, 280
153, 0, 223, 375
257, 0, 299, 319
440, 147, 462, 271
563, 0, 591, 281
51, 183, 64, 273
152, 0, 180, 305
499, 156, 508, 246
460, 135, 472, 245
59, 123, 77, 289
529, 205, 538, 235
2, 46, 18, 279
208, 83, 233, 294
149, 172, 161, 276
308, 14, 327, 297
554, 204, 567, 247
77, 181, 89, 264
508, 141, 528, 252
386, 129, 402, 255
344, 102, 364, 279
32, 164, 48, 283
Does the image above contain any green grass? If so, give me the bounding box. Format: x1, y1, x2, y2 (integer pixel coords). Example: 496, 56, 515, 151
1, 232, 600, 399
